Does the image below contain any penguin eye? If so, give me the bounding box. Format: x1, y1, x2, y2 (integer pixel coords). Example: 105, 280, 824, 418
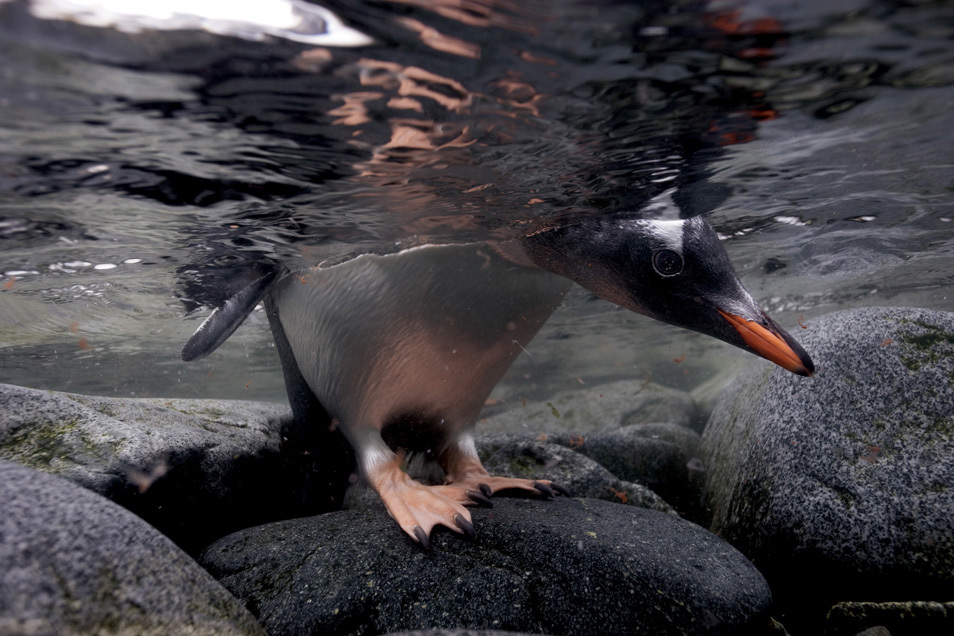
652, 249, 683, 277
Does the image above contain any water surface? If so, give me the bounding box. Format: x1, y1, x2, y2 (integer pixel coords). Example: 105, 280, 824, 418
0, 0, 951, 403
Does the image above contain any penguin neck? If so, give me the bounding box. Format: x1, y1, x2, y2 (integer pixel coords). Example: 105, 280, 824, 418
517, 221, 640, 313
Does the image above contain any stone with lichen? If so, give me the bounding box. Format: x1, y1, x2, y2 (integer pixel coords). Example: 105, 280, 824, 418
703, 306, 954, 629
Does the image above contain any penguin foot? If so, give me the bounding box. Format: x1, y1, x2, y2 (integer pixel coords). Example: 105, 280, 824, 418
454, 474, 571, 499
444, 456, 571, 500
366, 458, 477, 547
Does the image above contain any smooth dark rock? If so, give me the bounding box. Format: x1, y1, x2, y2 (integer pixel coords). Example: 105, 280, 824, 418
0, 383, 338, 553
0, 460, 266, 636
703, 307, 954, 626
201, 497, 772, 636
556, 423, 702, 516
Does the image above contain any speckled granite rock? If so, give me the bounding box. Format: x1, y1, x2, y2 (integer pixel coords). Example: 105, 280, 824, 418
201, 497, 772, 636
0, 460, 266, 636
477, 379, 700, 433
703, 307, 954, 626
0, 383, 328, 553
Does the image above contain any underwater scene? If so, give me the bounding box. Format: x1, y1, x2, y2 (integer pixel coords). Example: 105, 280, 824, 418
0, 0, 952, 635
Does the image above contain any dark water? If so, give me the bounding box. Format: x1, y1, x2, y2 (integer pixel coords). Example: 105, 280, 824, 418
0, 0, 952, 402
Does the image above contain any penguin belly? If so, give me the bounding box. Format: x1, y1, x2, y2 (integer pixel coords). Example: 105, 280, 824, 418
268, 242, 572, 546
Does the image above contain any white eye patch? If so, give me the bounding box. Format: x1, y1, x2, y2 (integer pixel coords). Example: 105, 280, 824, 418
634, 219, 686, 255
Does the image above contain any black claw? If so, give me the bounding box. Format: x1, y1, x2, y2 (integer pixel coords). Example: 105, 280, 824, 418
533, 481, 555, 498
551, 482, 572, 497
466, 489, 493, 507
413, 525, 430, 549
478, 483, 493, 498
455, 514, 476, 540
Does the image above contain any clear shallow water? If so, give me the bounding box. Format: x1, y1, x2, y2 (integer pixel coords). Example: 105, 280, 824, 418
0, 0, 952, 402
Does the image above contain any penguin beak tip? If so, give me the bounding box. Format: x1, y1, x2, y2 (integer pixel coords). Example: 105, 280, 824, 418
717, 309, 815, 377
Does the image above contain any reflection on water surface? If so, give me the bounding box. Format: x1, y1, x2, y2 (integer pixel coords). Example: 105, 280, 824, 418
0, 0, 952, 400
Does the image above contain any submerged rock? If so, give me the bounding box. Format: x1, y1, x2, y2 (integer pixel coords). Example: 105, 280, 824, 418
0, 383, 326, 553
481, 439, 673, 512
478, 379, 700, 433
0, 460, 266, 636
703, 307, 954, 625
476, 424, 703, 518
200, 497, 772, 636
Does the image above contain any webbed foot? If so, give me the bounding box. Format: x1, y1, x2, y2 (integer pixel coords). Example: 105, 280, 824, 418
444, 454, 571, 500
366, 456, 477, 547
453, 473, 571, 499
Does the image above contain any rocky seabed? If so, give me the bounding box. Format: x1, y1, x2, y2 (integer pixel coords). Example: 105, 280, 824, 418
1, 307, 952, 635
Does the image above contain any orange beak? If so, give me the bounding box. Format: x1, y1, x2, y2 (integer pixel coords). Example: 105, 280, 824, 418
718, 309, 814, 376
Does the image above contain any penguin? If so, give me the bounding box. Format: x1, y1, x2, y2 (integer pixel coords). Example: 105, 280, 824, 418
182, 213, 813, 547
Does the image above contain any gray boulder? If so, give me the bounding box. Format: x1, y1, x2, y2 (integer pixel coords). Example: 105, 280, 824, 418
201, 497, 772, 636
703, 307, 954, 624
476, 425, 703, 518
0, 460, 266, 636
0, 383, 333, 553
481, 439, 673, 512
478, 379, 699, 433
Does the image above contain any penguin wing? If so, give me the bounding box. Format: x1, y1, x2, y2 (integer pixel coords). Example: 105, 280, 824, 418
181, 269, 279, 362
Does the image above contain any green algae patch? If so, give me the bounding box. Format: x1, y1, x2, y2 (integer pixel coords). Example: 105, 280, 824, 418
895, 319, 954, 372
0, 418, 84, 472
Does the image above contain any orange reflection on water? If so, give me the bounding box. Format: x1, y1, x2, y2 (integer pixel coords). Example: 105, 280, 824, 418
387, 97, 424, 112
381, 119, 473, 152
356, 59, 474, 114
292, 41, 551, 240
395, 16, 481, 59
491, 74, 544, 115
292, 47, 334, 73
385, 0, 540, 34
328, 91, 384, 126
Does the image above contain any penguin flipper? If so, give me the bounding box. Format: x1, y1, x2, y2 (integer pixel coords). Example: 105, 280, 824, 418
181, 269, 279, 362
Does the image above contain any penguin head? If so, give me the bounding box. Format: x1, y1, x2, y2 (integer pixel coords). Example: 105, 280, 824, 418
523, 214, 814, 376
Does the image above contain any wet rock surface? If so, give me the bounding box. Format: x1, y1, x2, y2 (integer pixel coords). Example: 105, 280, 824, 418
6, 307, 951, 636
0, 380, 730, 635
475, 423, 704, 518
0, 459, 266, 636
481, 438, 675, 512
703, 307, 954, 630
0, 383, 329, 553
200, 497, 773, 636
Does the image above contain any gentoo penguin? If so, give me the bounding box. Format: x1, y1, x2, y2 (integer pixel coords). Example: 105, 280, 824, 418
182, 214, 813, 547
